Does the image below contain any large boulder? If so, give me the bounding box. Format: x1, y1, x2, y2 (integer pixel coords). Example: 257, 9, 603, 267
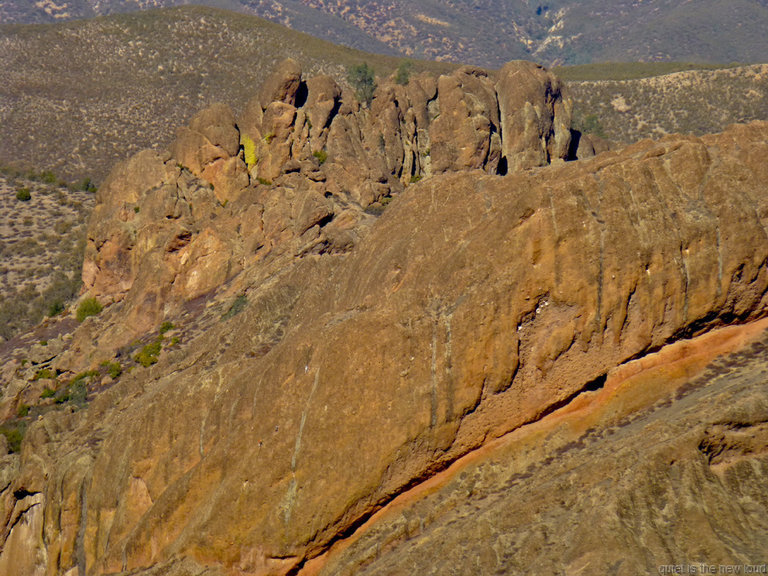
257, 57, 303, 108
429, 66, 502, 174
496, 60, 573, 171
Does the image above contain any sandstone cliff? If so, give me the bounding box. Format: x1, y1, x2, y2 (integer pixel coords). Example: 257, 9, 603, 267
1, 60, 768, 576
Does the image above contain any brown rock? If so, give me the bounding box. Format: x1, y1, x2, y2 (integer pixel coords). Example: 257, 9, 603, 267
257, 102, 298, 181
14, 61, 768, 576
169, 104, 240, 178
258, 58, 303, 108
82, 149, 169, 300
304, 75, 342, 145
200, 156, 249, 204
173, 228, 233, 300
188, 102, 240, 158
429, 67, 501, 174
47, 123, 768, 575
496, 60, 572, 171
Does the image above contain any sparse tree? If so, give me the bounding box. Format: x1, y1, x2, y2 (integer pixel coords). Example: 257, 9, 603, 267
395, 61, 412, 85
348, 62, 377, 106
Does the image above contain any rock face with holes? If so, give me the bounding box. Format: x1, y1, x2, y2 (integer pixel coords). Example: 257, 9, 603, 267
3, 55, 768, 576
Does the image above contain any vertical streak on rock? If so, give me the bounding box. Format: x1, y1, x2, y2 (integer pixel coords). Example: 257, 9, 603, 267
548, 191, 559, 240
681, 244, 691, 323
443, 314, 453, 423
292, 369, 321, 473
716, 226, 723, 298
430, 309, 439, 429
76, 478, 88, 576
597, 227, 605, 328
284, 370, 321, 526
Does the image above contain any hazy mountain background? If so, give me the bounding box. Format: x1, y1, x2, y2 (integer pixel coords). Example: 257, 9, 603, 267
1, 6, 767, 184
2, 0, 767, 67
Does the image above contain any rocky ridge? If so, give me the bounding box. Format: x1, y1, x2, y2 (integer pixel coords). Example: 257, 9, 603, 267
79, 58, 572, 352
0, 58, 768, 576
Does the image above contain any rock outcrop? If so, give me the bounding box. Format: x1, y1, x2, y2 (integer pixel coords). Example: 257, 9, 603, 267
2, 56, 768, 576
79, 59, 573, 355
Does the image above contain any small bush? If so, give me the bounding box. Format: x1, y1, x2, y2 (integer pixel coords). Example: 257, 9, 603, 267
348, 62, 377, 106
135, 340, 162, 368
33, 368, 54, 381
0, 421, 26, 453
15, 188, 31, 201
257, 178, 272, 186
101, 361, 122, 379
54, 371, 97, 406
159, 321, 174, 335
222, 294, 248, 321
395, 61, 412, 85
409, 174, 422, 183
78, 177, 97, 193
40, 170, 58, 184
48, 301, 65, 317
16, 404, 29, 418
76, 297, 103, 322
41, 387, 56, 399
312, 149, 328, 165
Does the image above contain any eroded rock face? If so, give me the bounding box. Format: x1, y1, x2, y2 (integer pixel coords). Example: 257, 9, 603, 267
3, 119, 768, 576
80, 59, 574, 355
497, 60, 573, 171
317, 321, 768, 575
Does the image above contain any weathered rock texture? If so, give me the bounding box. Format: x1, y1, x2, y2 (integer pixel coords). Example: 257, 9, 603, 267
79, 59, 572, 357
312, 319, 768, 575
2, 57, 768, 576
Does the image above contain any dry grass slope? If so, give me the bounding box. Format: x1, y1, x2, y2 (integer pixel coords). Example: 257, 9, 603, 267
0, 171, 92, 340
0, 5, 454, 183
566, 64, 768, 143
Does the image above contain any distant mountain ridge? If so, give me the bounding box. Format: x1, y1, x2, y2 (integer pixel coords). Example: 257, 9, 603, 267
2, 0, 767, 66
1, 6, 767, 185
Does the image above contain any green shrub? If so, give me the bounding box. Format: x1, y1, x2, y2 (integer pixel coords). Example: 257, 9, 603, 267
78, 177, 97, 193
159, 321, 174, 334
48, 301, 65, 317
257, 178, 272, 186
101, 361, 122, 379
55, 371, 97, 405
572, 110, 606, 138
395, 61, 412, 85
76, 297, 103, 322
15, 188, 31, 201
41, 387, 56, 399
0, 421, 27, 453
135, 340, 162, 367
33, 368, 54, 381
348, 62, 377, 106
222, 294, 248, 320
40, 170, 58, 184
312, 149, 328, 165
16, 404, 29, 418
409, 174, 422, 183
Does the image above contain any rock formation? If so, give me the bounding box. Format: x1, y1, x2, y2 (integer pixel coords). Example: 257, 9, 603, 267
78, 59, 573, 357
1, 59, 768, 576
